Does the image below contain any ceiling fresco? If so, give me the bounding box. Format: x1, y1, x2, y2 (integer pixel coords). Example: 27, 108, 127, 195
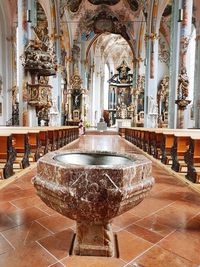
67, 0, 120, 13
93, 11, 129, 39
67, 0, 141, 13
67, 0, 82, 13
78, 9, 130, 41
127, 0, 139, 12
88, 0, 120, 5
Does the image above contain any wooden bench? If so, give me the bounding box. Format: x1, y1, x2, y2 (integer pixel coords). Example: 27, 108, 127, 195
119, 128, 126, 137
170, 132, 200, 173
0, 129, 30, 169
0, 126, 44, 159
185, 136, 200, 183
160, 132, 175, 164
26, 129, 42, 161
0, 133, 16, 179
123, 127, 200, 183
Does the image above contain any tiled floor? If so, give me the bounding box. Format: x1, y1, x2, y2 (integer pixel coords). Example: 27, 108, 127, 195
0, 135, 200, 266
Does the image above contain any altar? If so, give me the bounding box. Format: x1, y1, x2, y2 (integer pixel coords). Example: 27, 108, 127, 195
97, 122, 107, 131
116, 119, 132, 128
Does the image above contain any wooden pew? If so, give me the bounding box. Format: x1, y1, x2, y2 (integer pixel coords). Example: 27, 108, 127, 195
123, 127, 200, 183
0, 129, 30, 169
119, 127, 125, 137
38, 129, 49, 154
0, 127, 42, 161
26, 129, 41, 161
160, 132, 175, 164
0, 126, 79, 179
185, 136, 200, 183
170, 132, 200, 173
0, 133, 16, 179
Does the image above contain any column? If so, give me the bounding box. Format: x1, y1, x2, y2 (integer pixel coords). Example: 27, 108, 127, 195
175, 0, 193, 128
17, 0, 27, 125
81, 89, 85, 120
144, 0, 159, 128
54, 0, 62, 125
67, 89, 72, 120
27, 0, 37, 126
194, 24, 200, 128
168, 0, 182, 128
144, 34, 159, 128
135, 56, 144, 121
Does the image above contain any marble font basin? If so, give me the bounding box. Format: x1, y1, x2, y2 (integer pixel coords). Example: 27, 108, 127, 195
33, 150, 154, 257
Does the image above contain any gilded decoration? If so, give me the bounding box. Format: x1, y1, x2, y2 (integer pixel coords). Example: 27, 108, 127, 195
22, 15, 56, 77
70, 73, 82, 90
108, 61, 134, 124
27, 83, 52, 108
79, 9, 130, 41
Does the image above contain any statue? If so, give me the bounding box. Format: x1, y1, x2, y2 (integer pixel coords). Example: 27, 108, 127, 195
160, 76, 169, 96
149, 96, 157, 113
74, 92, 81, 107
177, 68, 189, 100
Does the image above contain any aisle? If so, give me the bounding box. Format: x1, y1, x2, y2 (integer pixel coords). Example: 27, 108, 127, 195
0, 135, 199, 267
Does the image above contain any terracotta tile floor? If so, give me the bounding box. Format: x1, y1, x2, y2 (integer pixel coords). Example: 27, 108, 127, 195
0, 135, 200, 267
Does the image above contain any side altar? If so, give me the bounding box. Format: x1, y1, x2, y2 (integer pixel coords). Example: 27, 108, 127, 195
65, 71, 86, 123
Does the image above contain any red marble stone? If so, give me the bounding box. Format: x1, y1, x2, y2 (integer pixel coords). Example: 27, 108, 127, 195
33, 150, 154, 257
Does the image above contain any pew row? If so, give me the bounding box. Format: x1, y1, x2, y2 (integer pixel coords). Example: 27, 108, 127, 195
0, 126, 79, 179
123, 127, 200, 183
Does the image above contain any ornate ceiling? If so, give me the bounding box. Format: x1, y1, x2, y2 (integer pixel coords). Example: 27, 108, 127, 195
94, 33, 133, 71
66, 0, 141, 13
88, 0, 120, 5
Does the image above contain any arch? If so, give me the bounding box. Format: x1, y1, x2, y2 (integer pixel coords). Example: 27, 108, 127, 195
38, 0, 56, 35
85, 33, 135, 64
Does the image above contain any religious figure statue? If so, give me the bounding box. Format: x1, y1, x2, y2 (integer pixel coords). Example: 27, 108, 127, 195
177, 68, 189, 100
149, 96, 157, 113
74, 92, 81, 107
160, 76, 169, 96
